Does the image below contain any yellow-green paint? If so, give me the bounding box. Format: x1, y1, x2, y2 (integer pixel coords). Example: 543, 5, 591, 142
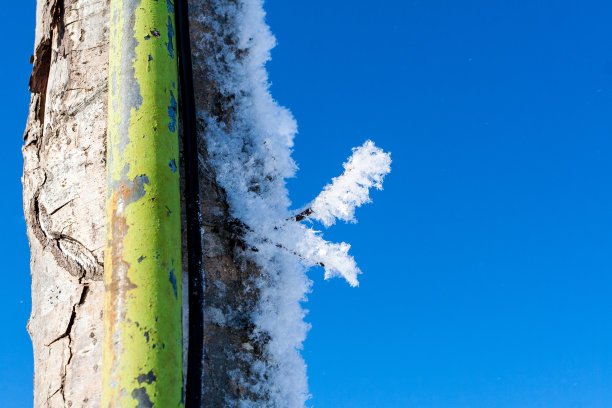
103, 0, 183, 406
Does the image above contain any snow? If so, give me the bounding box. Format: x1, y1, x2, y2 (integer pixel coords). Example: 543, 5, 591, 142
194, 1, 391, 406
309, 141, 392, 228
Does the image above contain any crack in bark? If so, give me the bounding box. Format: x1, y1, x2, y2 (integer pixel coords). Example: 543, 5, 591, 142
47, 198, 74, 216
29, 38, 52, 125
45, 284, 89, 406
45, 285, 88, 347
46, 386, 62, 404
28, 0, 65, 127
51, 0, 64, 29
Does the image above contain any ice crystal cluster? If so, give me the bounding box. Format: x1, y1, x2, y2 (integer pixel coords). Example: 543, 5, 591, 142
196, 1, 391, 406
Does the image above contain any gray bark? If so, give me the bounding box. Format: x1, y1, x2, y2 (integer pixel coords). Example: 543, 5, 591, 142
24, 0, 264, 406
23, 0, 108, 407
24, 0, 108, 406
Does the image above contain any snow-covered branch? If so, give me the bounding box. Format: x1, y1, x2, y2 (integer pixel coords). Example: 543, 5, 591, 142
283, 141, 391, 287
293, 227, 361, 287
306, 140, 391, 227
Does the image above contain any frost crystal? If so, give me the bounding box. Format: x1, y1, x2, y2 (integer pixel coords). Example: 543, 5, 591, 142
309, 141, 392, 227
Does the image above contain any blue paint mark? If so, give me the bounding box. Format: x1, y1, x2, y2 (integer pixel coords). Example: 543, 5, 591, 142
168, 268, 177, 299
166, 16, 175, 59
167, 0, 174, 13
168, 91, 177, 133
137, 370, 156, 384
131, 387, 153, 408
169, 159, 177, 173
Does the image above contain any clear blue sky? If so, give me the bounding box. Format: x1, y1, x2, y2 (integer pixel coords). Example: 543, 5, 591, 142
4, 1, 612, 407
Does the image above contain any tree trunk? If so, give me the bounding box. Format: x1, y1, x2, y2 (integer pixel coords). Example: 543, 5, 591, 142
24, 0, 264, 406
24, 0, 109, 406
187, 1, 267, 405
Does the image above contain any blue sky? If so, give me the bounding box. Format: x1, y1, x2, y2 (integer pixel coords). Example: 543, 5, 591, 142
4, 1, 612, 407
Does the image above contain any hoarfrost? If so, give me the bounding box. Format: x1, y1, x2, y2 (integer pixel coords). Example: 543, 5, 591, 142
309, 141, 392, 228
195, 0, 390, 406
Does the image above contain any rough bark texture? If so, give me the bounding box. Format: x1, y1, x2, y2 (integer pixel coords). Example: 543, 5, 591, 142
24, 0, 109, 406
24, 1, 263, 406
189, 2, 266, 404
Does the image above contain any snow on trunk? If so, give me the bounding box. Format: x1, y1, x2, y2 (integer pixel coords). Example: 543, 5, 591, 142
191, 1, 310, 406
192, 1, 391, 406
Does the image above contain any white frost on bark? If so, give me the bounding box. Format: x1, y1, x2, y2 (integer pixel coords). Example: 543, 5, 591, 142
193, 0, 391, 405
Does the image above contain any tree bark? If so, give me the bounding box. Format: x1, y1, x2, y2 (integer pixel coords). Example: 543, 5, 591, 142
187, 1, 267, 405
24, 1, 264, 406
24, 0, 109, 406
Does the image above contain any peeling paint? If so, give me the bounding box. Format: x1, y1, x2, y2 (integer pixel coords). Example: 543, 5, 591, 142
103, 0, 183, 406
168, 90, 177, 132
169, 267, 178, 299
132, 387, 154, 408
167, 16, 175, 59
137, 370, 157, 385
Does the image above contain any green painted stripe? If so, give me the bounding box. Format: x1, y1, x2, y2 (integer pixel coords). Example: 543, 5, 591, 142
103, 0, 183, 406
